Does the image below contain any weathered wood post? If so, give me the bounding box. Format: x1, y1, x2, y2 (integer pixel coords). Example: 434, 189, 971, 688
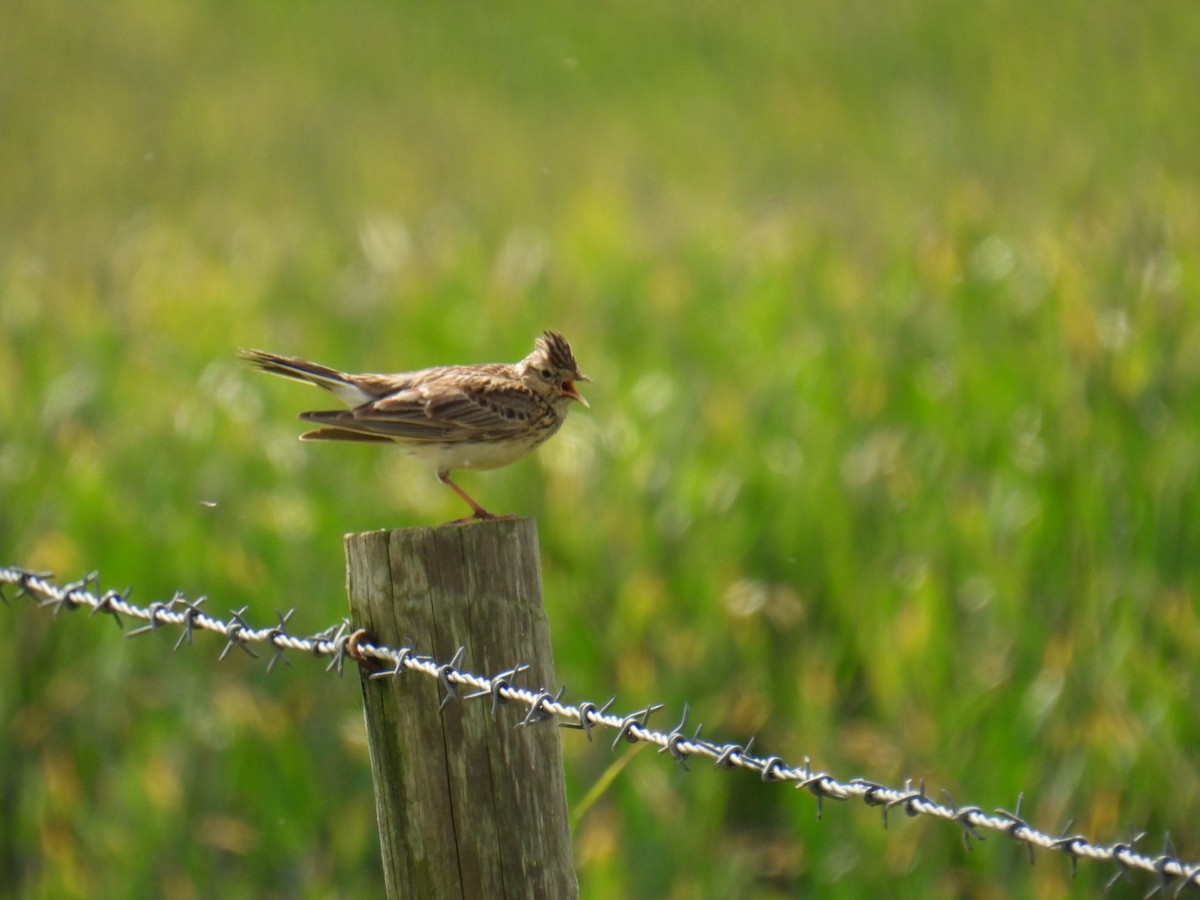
345, 518, 578, 899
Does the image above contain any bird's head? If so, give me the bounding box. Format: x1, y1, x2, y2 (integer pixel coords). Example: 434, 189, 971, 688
523, 330, 590, 408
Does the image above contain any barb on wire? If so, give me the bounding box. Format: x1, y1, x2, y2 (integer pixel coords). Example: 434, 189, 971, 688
3, 564, 1199, 894
437, 647, 467, 710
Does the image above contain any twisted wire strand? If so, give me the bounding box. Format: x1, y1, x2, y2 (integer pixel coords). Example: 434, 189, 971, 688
3, 564, 1197, 893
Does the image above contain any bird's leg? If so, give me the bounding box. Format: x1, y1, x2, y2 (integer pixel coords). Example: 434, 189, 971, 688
438, 471, 515, 523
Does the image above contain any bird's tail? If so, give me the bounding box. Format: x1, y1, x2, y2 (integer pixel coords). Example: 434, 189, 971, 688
239, 348, 375, 407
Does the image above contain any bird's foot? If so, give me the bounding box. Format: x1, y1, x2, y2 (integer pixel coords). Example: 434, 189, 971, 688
445, 509, 518, 525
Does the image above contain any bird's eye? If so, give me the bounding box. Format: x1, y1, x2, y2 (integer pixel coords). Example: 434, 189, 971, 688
540, 368, 553, 379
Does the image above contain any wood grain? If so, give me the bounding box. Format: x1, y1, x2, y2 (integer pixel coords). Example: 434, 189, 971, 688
345, 518, 577, 899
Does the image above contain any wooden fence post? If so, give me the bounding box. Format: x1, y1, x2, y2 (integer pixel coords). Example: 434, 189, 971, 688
345, 518, 578, 899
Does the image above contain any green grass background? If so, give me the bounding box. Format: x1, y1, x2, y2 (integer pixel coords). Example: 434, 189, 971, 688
4, 1, 1200, 896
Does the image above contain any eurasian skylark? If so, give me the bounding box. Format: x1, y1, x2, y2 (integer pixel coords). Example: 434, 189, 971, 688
239, 331, 589, 521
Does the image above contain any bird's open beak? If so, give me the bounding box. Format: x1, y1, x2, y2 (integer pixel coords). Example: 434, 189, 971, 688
564, 373, 591, 408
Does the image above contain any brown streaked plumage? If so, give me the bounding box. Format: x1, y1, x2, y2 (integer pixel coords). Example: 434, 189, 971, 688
239, 331, 590, 521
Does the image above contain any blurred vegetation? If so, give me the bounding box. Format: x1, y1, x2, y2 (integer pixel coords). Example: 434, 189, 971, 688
3, 0, 1200, 896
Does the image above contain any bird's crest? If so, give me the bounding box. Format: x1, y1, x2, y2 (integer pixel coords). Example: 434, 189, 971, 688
536, 330, 580, 375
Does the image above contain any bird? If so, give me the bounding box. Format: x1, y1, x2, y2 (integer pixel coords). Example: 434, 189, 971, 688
239, 331, 590, 522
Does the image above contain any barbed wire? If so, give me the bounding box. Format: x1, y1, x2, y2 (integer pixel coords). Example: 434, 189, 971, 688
3, 563, 1197, 894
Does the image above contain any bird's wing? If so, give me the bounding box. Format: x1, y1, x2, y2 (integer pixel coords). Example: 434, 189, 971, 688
300, 375, 546, 443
